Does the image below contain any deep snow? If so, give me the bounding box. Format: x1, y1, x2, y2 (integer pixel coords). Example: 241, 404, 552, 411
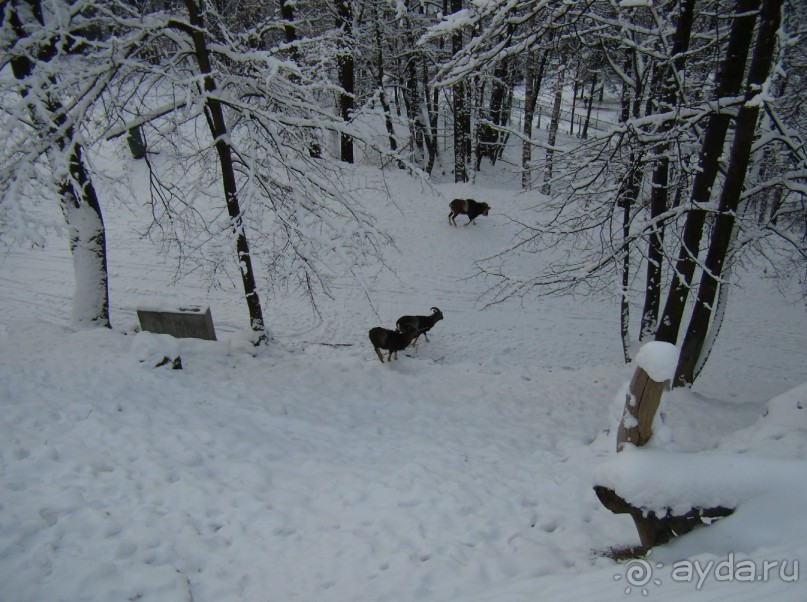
1, 153, 806, 601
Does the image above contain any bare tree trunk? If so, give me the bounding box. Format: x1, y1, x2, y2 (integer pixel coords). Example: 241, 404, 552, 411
423, 56, 439, 174
373, 2, 398, 157
336, 0, 354, 163
569, 61, 579, 136
180, 0, 266, 340
693, 253, 733, 382
542, 64, 565, 196
477, 56, 509, 168
619, 186, 633, 364
675, 0, 780, 386
522, 50, 547, 189
617, 52, 644, 363
581, 71, 597, 139
618, 159, 643, 362
640, 0, 695, 342
655, 0, 760, 346
451, 0, 470, 182
278, 0, 321, 158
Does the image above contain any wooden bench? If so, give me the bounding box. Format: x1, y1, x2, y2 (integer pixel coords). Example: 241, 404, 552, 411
595, 361, 733, 551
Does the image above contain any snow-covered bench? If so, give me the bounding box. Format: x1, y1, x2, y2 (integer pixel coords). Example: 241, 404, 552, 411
594, 343, 735, 551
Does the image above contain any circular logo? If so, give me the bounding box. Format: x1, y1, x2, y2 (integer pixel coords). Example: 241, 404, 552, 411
625, 559, 654, 587
614, 557, 664, 595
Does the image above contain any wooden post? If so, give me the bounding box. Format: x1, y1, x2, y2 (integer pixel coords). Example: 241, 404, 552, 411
616, 367, 669, 451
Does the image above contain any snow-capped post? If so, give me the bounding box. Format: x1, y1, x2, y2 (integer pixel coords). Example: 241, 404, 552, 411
615, 342, 677, 452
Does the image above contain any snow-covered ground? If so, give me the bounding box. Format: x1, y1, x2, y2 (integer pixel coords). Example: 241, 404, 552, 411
1, 149, 806, 601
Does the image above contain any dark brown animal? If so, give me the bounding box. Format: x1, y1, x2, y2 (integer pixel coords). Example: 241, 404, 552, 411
369, 327, 419, 363
449, 198, 490, 226
395, 307, 443, 345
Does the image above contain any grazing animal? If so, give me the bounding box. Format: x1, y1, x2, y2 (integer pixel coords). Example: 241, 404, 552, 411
449, 198, 490, 226
396, 307, 444, 345
369, 326, 420, 363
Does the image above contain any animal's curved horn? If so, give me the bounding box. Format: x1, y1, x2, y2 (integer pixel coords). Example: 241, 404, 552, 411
431, 307, 440, 313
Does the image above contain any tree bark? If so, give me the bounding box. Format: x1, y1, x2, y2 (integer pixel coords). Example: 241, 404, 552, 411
655, 0, 761, 346
617, 54, 642, 362
542, 64, 565, 196
181, 0, 266, 340
581, 71, 597, 140
522, 50, 547, 189
451, 0, 470, 182
618, 158, 643, 363
569, 62, 579, 136
336, 0, 355, 163
423, 55, 440, 174
373, 2, 398, 158
675, 0, 781, 386
640, 0, 695, 341
477, 57, 509, 168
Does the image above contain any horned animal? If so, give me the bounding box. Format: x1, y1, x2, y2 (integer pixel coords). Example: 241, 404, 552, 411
396, 307, 443, 345
369, 326, 420, 363
449, 198, 490, 226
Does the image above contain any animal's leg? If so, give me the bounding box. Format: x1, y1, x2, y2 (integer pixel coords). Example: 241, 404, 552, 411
374, 347, 385, 363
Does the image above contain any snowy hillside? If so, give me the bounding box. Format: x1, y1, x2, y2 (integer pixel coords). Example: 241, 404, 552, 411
1, 163, 806, 601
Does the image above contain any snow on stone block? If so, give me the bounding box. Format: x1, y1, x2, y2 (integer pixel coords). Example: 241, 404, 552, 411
137, 305, 217, 341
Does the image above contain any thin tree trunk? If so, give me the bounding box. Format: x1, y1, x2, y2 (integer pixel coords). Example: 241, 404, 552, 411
181, 0, 266, 340
496, 82, 515, 161
693, 250, 733, 382
373, 3, 398, 157
423, 55, 439, 174
279, 0, 320, 157
451, 0, 470, 182
675, 0, 780, 386
569, 62, 579, 136
619, 174, 634, 364
640, 0, 695, 341
581, 71, 597, 139
522, 51, 537, 189
542, 64, 565, 196
336, 0, 354, 163
616, 50, 645, 362
399, 51, 417, 158
477, 58, 509, 168
452, 83, 469, 182
655, 0, 760, 346
522, 50, 547, 189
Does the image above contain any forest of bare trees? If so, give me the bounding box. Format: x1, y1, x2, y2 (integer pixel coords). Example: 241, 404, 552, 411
2, 0, 805, 385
